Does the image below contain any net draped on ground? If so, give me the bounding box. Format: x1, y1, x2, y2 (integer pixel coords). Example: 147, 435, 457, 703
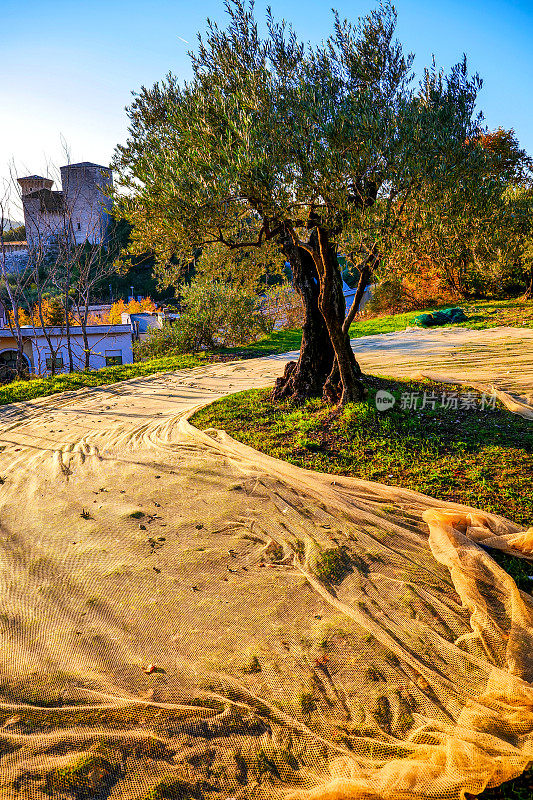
0, 327, 531, 799
350, 325, 533, 419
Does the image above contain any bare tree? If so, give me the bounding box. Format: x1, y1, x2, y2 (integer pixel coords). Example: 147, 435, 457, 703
22, 204, 66, 377
0, 178, 33, 379
14, 152, 118, 375
55, 165, 121, 371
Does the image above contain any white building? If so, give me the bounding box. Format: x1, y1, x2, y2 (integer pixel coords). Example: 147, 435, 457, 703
0, 324, 133, 377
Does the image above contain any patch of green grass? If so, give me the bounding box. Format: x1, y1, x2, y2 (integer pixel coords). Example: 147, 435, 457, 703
314, 546, 353, 585
190, 377, 533, 590
222, 327, 302, 356
348, 298, 533, 339
44, 754, 120, 799
243, 655, 262, 674
269, 543, 284, 562
298, 691, 317, 716
141, 777, 201, 800
255, 748, 282, 780
349, 309, 426, 337
0, 353, 208, 407
456, 298, 533, 331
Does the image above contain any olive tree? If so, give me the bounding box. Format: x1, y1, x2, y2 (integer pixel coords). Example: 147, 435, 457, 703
378, 126, 533, 300
114, 0, 485, 405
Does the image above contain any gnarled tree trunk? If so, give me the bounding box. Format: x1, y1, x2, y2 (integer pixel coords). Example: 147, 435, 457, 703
313, 227, 365, 405
272, 242, 334, 402
272, 225, 365, 406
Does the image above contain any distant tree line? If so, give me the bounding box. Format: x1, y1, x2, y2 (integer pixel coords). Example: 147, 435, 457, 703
1, 224, 25, 242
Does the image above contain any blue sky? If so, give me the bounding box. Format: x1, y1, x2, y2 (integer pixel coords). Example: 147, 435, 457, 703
1, 0, 532, 219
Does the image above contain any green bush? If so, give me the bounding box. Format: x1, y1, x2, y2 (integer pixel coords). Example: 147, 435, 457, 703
261, 282, 304, 331
137, 279, 270, 359
366, 280, 410, 315
134, 324, 193, 360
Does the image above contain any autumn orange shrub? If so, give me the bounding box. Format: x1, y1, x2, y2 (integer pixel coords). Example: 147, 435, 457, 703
105, 297, 157, 324
10, 297, 79, 327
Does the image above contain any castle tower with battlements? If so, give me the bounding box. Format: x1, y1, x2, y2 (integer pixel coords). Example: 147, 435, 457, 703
18, 162, 113, 252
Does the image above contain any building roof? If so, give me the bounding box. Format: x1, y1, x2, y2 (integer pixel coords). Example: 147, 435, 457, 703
0, 324, 132, 336
18, 175, 50, 182
63, 162, 110, 169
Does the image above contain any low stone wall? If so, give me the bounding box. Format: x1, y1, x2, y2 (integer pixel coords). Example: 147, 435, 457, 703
2, 248, 29, 273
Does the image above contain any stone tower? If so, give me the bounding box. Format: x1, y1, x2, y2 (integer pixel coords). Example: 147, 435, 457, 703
18, 175, 65, 249
18, 162, 113, 252
18, 176, 54, 197
60, 163, 113, 246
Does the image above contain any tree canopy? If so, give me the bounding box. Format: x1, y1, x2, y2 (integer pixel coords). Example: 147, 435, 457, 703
113, 0, 510, 404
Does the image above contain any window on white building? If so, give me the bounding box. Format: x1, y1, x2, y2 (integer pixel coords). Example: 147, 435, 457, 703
45, 355, 64, 370
105, 349, 122, 366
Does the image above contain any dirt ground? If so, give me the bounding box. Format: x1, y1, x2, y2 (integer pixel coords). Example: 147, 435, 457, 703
0, 329, 532, 799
